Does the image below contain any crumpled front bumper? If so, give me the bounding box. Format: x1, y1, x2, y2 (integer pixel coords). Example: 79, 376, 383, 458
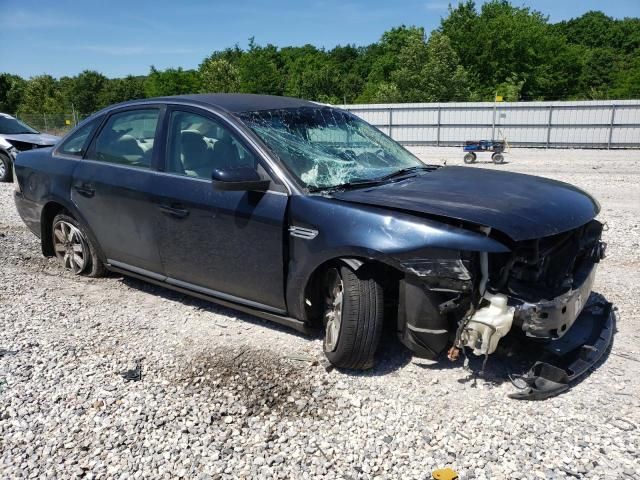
509, 299, 615, 400
513, 262, 597, 340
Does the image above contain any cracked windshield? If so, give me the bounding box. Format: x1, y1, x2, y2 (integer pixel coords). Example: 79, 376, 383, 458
240, 107, 424, 189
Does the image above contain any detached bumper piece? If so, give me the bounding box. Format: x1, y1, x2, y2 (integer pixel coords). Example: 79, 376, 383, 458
509, 300, 615, 400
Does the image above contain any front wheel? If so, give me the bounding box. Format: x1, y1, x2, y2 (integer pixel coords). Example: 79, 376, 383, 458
322, 265, 384, 370
52, 213, 105, 277
0, 153, 12, 182
492, 153, 505, 164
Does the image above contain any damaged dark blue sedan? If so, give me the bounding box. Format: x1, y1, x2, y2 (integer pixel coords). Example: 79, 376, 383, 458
13, 94, 613, 398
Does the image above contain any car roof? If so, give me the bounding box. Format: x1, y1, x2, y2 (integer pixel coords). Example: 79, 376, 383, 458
147, 93, 322, 113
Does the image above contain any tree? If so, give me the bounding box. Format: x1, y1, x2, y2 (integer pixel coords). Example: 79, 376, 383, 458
420, 33, 473, 101
440, 1, 570, 99
144, 66, 201, 97
238, 39, 283, 95
63, 70, 109, 113
99, 76, 146, 106
199, 56, 241, 93
17, 75, 63, 114
0, 73, 26, 114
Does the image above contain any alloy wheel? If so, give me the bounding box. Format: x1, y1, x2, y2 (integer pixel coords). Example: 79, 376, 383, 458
53, 220, 88, 275
0, 159, 6, 180
324, 268, 344, 352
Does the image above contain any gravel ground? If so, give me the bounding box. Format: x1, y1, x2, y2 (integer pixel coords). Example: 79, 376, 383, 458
1, 148, 639, 479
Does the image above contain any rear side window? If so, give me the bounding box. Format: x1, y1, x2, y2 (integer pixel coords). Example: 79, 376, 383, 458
58, 117, 102, 157
91, 109, 159, 168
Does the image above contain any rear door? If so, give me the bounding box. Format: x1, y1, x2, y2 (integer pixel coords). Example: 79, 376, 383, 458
153, 106, 289, 311
72, 106, 165, 274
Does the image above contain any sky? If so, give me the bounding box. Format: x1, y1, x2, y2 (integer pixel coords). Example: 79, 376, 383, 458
1, 0, 639, 79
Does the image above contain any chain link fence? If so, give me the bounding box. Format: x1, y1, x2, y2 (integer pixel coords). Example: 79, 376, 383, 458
16, 113, 91, 137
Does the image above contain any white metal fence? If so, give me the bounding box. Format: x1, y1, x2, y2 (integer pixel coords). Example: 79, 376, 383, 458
344, 100, 640, 149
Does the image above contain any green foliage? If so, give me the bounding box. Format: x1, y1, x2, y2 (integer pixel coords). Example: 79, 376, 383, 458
143, 66, 201, 97
2, 3, 638, 116
238, 40, 283, 95
0, 74, 26, 114
17, 75, 63, 114
199, 56, 241, 93
98, 75, 146, 106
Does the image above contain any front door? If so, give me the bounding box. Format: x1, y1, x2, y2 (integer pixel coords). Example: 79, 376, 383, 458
72, 107, 164, 274
154, 108, 288, 311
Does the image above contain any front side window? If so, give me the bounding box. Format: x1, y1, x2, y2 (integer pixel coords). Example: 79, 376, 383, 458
166, 110, 257, 179
58, 117, 102, 157
92, 109, 159, 168
239, 107, 423, 189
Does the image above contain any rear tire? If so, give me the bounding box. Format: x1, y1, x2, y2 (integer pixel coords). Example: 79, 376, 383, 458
0, 153, 12, 182
463, 152, 476, 164
492, 153, 505, 164
323, 265, 384, 370
52, 213, 105, 277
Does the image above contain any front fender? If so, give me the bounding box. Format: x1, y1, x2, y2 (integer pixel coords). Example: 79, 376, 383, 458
286, 195, 509, 321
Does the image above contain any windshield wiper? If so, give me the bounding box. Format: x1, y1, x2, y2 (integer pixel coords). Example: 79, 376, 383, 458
308, 178, 383, 193
373, 165, 436, 182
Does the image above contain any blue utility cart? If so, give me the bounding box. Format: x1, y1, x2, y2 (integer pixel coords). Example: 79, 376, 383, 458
463, 140, 505, 164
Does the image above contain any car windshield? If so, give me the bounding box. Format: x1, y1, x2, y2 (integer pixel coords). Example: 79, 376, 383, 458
239, 107, 424, 189
0, 114, 39, 135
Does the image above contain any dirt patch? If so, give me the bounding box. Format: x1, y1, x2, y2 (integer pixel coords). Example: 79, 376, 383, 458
178, 346, 329, 419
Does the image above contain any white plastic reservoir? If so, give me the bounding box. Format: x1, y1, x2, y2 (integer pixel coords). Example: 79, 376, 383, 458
462, 293, 515, 356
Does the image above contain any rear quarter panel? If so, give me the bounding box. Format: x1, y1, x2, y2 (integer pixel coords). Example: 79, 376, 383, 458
14, 148, 77, 237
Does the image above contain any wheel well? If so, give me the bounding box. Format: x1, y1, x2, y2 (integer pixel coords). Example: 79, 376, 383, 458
41, 202, 68, 256
303, 258, 403, 329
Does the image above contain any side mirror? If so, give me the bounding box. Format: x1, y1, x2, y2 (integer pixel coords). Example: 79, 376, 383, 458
211, 167, 270, 192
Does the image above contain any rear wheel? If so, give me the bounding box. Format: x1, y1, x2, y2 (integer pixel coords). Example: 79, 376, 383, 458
52, 213, 105, 277
322, 265, 384, 370
463, 152, 476, 164
0, 153, 12, 182
492, 153, 505, 164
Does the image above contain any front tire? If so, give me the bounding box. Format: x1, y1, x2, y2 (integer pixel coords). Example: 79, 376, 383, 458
492, 153, 505, 164
52, 213, 105, 277
322, 265, 384, 370
0, 153, 12, 182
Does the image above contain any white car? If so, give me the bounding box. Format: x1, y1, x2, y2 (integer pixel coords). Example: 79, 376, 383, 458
0, 113, 60, 182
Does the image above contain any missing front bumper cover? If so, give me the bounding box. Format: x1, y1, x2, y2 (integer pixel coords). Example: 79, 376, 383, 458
508, 300, 615, 400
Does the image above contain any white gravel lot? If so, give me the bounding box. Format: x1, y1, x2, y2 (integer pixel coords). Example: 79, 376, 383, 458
1, 148, 639, 479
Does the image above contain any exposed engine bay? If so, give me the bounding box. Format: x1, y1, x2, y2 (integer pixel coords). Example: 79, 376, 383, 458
396, 219, 611, 399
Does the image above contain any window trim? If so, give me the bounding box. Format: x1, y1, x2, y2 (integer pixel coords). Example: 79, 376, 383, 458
161, 105, 287, 193
84, 104, 166, 170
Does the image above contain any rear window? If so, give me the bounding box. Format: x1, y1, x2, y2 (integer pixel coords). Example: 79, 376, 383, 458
90, 109, 159, 168
58, 117, 102, 157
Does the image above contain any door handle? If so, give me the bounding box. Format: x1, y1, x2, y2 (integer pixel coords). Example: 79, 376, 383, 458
159, 203, 190, 219
73, 183, 95, 198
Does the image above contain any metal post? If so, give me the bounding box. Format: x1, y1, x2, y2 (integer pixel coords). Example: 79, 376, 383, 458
43, 113, 48, 132
608, 105, 616, 150
436, 106, 441, 147
388, 107, 393, 139
491, 98, 497, 141
546, 106, 553, 148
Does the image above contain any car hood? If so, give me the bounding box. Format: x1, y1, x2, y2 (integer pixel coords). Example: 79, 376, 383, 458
331, 166, 600, 241
1, 132, 60, 146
